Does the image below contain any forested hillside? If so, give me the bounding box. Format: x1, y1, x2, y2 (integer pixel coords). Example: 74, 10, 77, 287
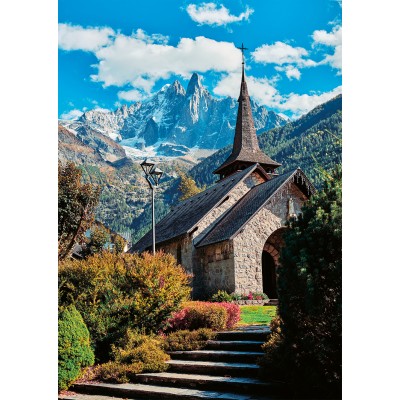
189, 95, 342, 189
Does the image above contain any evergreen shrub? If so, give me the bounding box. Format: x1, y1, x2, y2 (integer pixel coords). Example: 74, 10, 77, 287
260, 167, 342, 398
58, 305, 95, 391
210, 290, 233, 302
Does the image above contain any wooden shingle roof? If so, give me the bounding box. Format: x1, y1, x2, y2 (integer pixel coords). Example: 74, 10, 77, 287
196, 168, 315, 248
131, 164, 268, 253
213, 67, 280, 177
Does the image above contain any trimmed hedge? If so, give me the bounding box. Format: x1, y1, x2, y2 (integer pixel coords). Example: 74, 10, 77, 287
58, 305, 94, 391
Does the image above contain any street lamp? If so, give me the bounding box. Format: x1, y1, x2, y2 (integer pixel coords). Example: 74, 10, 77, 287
140, 159, 163, 255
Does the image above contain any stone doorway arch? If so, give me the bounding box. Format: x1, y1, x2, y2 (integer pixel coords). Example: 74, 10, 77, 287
262, 228, 285, 299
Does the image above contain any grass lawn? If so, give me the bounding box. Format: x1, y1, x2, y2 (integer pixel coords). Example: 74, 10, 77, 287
238, 305, 277, 326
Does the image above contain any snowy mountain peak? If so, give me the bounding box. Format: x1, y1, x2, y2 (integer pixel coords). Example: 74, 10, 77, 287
60, 73, 288, 158
171, 80, 186, 96
186, 73, 203, 97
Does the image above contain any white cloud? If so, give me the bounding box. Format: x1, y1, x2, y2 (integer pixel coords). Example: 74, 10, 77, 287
312, 25, 342, 71
214, 71, 341, 116
91, 34, 242, 90
252, 41, 316, 67
60, 109, 84, 120
186, 3, 254, 26
275, 65, 301, 80
214, 72, 279, 105
131, 28, 169, 44
312, 26, 342, 47
58, 23, 115, 52
278, 86, 342, 115
117, 89, 146, 102
92, 107, 111, 113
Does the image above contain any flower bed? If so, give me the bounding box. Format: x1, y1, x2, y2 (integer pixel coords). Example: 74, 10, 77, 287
233, 299, 270, 305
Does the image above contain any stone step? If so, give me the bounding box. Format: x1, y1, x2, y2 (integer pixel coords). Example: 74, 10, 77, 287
135, 372, 284, 395
166, 359, 260, 377
169, 350, 264, 363
59, 394, 131, 400
205, 340, 264, 352
71, 382, 280, 400
216, 330, 270, 342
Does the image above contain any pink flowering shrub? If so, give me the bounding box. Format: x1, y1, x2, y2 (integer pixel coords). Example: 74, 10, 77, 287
219, 302, 240, 329
167, 301, 241, 331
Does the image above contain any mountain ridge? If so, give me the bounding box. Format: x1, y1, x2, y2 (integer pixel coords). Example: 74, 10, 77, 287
59, 73, 288, 158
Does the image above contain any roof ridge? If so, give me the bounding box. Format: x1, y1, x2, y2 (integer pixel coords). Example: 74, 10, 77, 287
196, 169, 303, 248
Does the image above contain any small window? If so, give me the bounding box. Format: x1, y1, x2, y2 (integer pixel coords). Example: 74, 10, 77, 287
177, 244, 182, 265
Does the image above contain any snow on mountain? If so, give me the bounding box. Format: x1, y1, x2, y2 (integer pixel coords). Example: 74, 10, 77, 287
59, 73, 288, 160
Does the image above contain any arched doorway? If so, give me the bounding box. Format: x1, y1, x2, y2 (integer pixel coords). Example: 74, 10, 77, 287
262, 251, 277, 298
262, 228, 285, 300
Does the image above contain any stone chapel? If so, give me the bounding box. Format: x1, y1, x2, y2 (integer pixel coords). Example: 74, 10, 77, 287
132, 58, 315, 300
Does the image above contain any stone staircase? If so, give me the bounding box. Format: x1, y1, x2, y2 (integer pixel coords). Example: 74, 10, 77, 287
61, 325, 287, 400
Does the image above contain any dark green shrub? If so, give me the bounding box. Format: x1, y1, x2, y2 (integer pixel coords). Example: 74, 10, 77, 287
210, 290, 233, 302
164, 329, 216, 351
261, 167, 342, 398
58, 251, 191, 360
58, 305, 95, 391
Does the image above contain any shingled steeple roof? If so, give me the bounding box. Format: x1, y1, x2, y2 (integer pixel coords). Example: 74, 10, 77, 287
214, 46, 281, 179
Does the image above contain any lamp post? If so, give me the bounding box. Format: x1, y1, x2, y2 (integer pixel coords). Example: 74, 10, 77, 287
140, 159, 163, 255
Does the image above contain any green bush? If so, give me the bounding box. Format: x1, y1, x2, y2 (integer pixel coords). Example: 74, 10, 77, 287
58, 305, 95, 391
168, 301, 228, 331
59, 251, 191, 360
210, 290, 233, 302
164, 329, 216, 351
95, 361, 143, 383
112, 329, 170, 373
261, 167, 342, 398
95, 329, 170, 383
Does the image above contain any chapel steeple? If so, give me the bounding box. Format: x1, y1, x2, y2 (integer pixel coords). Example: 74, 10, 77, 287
213, 44, 281, 180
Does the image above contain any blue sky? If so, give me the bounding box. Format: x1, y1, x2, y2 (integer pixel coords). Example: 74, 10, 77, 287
58, 0, 342, 119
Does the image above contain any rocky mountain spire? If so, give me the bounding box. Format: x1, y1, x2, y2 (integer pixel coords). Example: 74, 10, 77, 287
213, 46, 281, 179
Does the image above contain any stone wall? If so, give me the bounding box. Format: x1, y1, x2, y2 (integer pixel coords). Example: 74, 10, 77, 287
194, 240, 235, 298
193, 171, 267, 245
157, 174, 308, 299
232, 182, 307, 294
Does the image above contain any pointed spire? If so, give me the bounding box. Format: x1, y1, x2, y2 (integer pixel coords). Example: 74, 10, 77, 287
213, 43, 281, 179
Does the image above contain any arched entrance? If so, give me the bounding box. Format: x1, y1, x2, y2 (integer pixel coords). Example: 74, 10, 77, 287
262, 228, 285, 300
262, 251, 277, 298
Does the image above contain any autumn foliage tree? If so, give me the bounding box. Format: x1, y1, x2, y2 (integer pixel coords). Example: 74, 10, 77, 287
58, 161, 101, 260
58, 251, 191, 360
178, 172, 203, 201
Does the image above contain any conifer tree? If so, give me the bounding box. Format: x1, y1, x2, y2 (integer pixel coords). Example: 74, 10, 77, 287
262, 166, 342, 398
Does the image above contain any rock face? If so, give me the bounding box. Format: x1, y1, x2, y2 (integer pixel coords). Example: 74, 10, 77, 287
59, 73, 287, 157
58, 124, 126, 165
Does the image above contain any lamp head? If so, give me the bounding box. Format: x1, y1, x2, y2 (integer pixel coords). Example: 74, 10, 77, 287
150, 167, 163, 186
140, 159, 155, 176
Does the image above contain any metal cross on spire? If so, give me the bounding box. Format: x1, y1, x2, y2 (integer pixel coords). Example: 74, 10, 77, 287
236, 43, 248, 65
